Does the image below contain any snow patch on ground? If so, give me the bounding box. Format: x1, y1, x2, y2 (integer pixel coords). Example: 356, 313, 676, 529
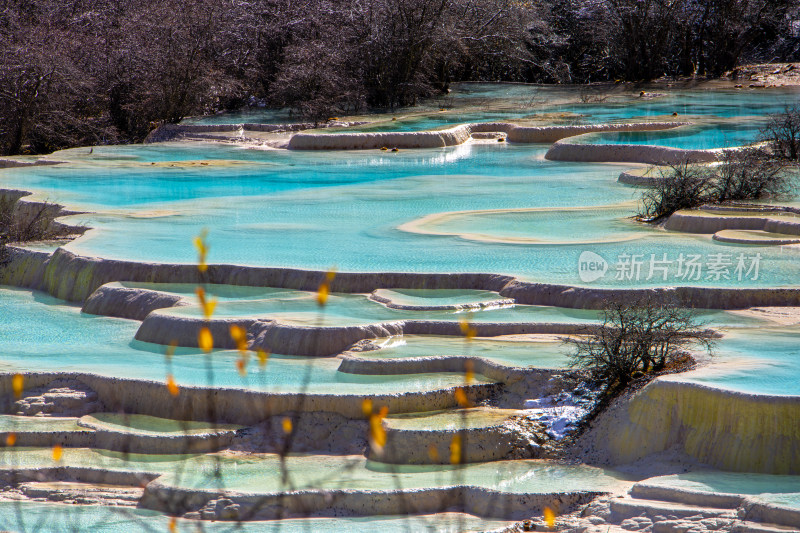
522, 386, 599, 440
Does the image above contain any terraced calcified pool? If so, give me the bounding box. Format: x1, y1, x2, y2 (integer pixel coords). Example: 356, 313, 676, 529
367, 335, 570, 368
639, 471, 800, 511
0, 283, 776, 395
152, 288, 594, 324
187, 85, 799, 133
153, 453, 633, 494
106, 282, 769, 327
670, 326, 800, 396
0, 286, 492, 392
3, 83, 800, 530
2, 85, 800, 287
0, 501, 511, 532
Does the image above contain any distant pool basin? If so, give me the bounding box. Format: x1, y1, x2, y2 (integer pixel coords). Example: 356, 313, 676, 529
367, 335, 570, 368
3, 87, 800, 289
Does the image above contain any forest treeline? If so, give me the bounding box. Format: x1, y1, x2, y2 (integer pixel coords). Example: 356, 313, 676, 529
1, 0, 798, 155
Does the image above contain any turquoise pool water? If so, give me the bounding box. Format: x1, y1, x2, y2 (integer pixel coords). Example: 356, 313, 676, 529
0, 284, 776, 393
574, 120, 765, 150
0, 287, 491, 393
678, 325, 800, 396
8, 151, 800, 287
156, 453, 634, 494
2, 87, 799, 288
643, 471, 800, 509
0, 415, 84, 432
78, 413, 241, 436
126, 282, 766, 328
0, 447, 634, 502
367, 335, 571, 368
0, 501, 511, 533
190, 84, 800, 136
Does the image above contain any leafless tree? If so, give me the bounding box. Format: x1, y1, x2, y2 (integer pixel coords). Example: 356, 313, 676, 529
712, 148, 792, 202
761, 106, 800, 162
564, 295, 714, 393
638, 162, 715, 222
0, 0, 798, 153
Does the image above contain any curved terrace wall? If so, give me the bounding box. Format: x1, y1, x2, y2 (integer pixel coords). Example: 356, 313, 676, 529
580, 379, 800, 474
545, 139, 721, 165
368, 289, 514, 311
0, 188, 86, 238
287, 122, 686, 150
83, 283, 187, 321
5, 247, 800, 311
144, 121, 368, 143
133, 307, 589, 356
665, 210, 800, 235
0, 372, 500, 424
140, 482, 602, 520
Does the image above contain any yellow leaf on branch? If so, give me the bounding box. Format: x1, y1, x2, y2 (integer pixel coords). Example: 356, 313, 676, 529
257, 349, 270, 368
11, 374, 23, 399
450, 434, 461, 464
229, 324, 248, 353
544, 507, 556, 529
166, 375, 180, 396
198, 327, 213, 353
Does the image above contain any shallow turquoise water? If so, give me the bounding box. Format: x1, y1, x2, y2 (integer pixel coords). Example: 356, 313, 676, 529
679, 326, 800, 396
644, 471, 800, 509
0, 501, 511, 533
130, 282, 765, 329
2, 87, 799, 287
80, 413, 241, 435
0, 287, 490, 393
17, 158, 800, 287
372, 288, 508, 307
0, 415, 83, 432
191, 84, 800, 138
574, 121, 764, 150
0, 447, 634, 510
159, 453, 633, 494
367, 335, 571, 368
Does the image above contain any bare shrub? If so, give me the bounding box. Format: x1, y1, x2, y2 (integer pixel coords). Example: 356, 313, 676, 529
637, 162, 714, 222
637, 152, 794, 223
712, 148, 792, 202
270, 41, 365, 124
579, 86, 609, 103
0, 196, 58, 266
0, 197, 56, 244
760, 106, 800, 162
1, 0, 798, 154
564, 295, 714, 393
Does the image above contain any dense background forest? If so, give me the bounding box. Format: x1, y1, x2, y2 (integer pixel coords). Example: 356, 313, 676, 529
1, 0, 798, 155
